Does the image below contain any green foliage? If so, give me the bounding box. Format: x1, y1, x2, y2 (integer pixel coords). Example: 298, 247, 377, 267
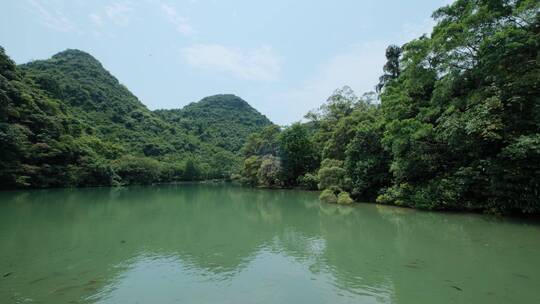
377, 0, 540, 213
241, 156, 262, 186
112, 156, 162, 185
319, 189, 338, 204
316, 159, 354, 205
240, 0, 539, 214
155, 94, 272, 153
241, 124, 281, 157
345, 114, 391, 200
297, 173, 319, 190
257, 155, 282, 187
317, 159, 347, 190
238, 124, 288, 187
306, 86, 358, 157
0, 47, 116, 189
239, 122, 319, 188
376, 45, 402, 92
489, 134, 540, 213
319, 188, 352, 205
183, 159, 201, 181
279, 123, 319, 184
0, 48, 257, 188
337, 191, 354, 205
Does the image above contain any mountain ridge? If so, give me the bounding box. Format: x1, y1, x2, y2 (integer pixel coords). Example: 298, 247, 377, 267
0, 47, 272, 188
155, 94, 273, 153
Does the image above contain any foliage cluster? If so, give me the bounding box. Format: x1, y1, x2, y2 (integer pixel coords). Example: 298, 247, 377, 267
240, 0, 540, 214
155, 94, 271, 153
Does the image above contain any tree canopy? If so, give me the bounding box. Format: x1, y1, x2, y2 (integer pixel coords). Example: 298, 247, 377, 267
238, 0, 539, 214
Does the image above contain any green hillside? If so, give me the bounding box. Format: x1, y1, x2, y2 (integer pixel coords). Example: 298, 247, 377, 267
0, 47, 118, 188
155, 94, 272, 153
1, 48, 273, 189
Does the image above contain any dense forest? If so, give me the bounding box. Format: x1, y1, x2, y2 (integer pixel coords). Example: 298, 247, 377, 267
238, 0, 539, 214
0, 49, 270, 188
155, 94, 272, 153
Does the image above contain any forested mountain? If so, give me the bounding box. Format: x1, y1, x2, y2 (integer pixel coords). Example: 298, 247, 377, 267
19, 49, 215, 161
238, 0, 539, 214
0, 47, 107, 189
0, 48, 270, 189
155, 94, 272, 153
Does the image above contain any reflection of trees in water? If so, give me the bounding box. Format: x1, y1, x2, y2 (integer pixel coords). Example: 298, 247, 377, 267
1, 186, 539, 303
0, 185, 321, 303
315, 202, 396, 299
314, 203, 540, 303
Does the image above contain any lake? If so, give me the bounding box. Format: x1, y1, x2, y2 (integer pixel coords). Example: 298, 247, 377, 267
0, 183, 539, 303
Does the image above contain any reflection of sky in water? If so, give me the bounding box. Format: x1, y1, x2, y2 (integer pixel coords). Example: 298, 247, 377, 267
0, 184, 539, 304
91, 247, 390, 304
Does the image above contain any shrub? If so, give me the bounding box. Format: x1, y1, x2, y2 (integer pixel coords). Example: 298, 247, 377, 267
319, 189, 338, 204
112, 155, 162, 185
337, 191, 354, 205
297, 173, 319, 190
317, 159, 347, 190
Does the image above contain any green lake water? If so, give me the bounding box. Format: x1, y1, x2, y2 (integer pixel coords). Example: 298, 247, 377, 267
0, 184, 539, 304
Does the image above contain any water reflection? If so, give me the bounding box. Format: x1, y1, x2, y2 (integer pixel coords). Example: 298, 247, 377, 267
0, 184, 539, 304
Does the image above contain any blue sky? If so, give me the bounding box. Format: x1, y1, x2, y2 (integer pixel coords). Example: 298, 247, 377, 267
1, 0, 451, 124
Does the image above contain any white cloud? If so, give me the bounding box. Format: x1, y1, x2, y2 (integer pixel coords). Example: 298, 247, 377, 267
104, 2, 133, 26
160, 3, 195, 35
265, 17, 441, 125
89, 13, 104, 27
267, 42, 387, 124
88, 1, 133, 37
26, 0, 76, 32
180, 44, 280, 81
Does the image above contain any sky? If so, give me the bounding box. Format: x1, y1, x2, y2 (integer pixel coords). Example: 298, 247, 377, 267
1, 0, 452, 125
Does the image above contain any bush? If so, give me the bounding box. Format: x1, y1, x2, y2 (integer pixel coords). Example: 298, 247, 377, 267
297, 173, 319, 190
112, 155, 162, 185
337, 191, 354, 205
317, 159, 347, 190
319, 189, 338, 204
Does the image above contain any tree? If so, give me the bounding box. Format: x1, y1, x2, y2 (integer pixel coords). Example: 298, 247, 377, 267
236, 0, 540, 214
376, 45, 402, 92
257, 155, 282, 187
112, 156, 162, 185
241, 155, 262, 186
345, 117, 391, 201
317, 159, 347, 190
297, 173, 319, 190
378, 0, 540, 213
279, 123, 319, 185
241, 124, 281, 157
183, 159, 201, 180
